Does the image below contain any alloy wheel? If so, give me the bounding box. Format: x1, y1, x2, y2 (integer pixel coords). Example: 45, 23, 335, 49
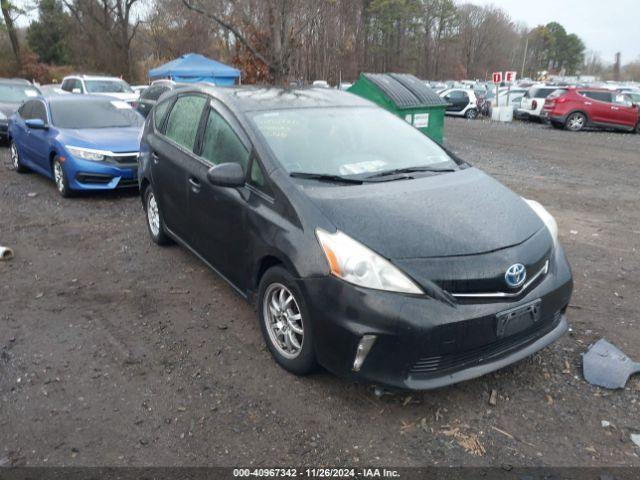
263, 283, 304, 359
567, 113, 585, 131
147, 192, 160, 237
54, 161, 65, 193
10, 142, 19, 170
465, 108, 478, 120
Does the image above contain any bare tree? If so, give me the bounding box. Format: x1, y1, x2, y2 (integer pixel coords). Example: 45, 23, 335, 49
181, 0, 320, 83
1, 0, 21, 65
63, 0, 143, 79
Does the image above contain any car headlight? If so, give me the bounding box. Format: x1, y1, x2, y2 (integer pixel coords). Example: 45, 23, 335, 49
524, 198, 558, 247
316, 228, 423, 294
66, 146, 108, 162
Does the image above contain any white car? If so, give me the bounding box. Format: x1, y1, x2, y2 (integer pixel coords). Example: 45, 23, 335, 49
516, 85, 566, 120
60, 75, 139, 104
439, 88, 479, 119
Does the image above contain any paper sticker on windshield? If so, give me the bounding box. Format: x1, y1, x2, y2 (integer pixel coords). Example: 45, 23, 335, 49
413, 113, 429, 128
24, 89, 38, 97
339, 160, 387, 175
111, 100, 132, 109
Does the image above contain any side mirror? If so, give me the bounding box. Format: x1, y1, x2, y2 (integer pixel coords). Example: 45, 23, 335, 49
206, 163, 245, 188
72, 88, 81, 94
25, 118, 47, 130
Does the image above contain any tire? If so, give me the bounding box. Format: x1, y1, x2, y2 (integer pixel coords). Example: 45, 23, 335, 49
144, 185, 171, 245
52, 156, 73, 197
565, 112, 586, 132
10, 141, 28, 173
258, 266, 317, 375
464, 108, 478, 120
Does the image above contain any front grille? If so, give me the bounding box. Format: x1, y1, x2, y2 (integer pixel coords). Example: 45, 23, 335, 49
76, 173, 113, 184
107, 153, 138, 165
409, 311, 562, 376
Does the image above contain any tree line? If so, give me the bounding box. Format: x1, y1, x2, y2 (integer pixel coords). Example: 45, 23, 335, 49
1, 0, 637, 85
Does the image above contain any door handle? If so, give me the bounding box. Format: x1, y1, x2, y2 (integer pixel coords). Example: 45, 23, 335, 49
188, 177, 201, 192
611, 106, 619, 110
151, 152, 159, 164
585, 102, 592, 105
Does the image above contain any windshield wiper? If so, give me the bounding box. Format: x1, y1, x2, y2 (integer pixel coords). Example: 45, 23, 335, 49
290, 172, 364, 184
365, 166, 456, 179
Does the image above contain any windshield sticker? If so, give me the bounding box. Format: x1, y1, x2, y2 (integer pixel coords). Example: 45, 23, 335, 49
24, 89, 38, 97
111, 100, 132, 109
339, 160, 387, 175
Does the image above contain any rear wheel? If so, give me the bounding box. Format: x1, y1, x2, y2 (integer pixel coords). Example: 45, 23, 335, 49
53, 156, 73, 197
465, 108, 478, 120
10, 141, 28, 173
258, 266, 317, 375
144, 185, 171, 245
565, 112, 586, 132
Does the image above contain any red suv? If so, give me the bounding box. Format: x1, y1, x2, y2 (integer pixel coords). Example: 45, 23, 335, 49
542, 87, 640, 133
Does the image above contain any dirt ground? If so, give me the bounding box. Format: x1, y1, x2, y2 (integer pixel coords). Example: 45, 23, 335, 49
1, 117, 639, 468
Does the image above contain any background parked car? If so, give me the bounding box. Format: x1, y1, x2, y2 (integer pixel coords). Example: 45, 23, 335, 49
439, 88, 479, 119
516, 85, 567, 121
0, 79, 41, 143
60, 75, 139, 105
136, 80, 178, 117
8, 95, 144, 196
542, 87, 639, 133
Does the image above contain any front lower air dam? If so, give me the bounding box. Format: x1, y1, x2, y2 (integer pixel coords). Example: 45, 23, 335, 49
352, 335, 377, 372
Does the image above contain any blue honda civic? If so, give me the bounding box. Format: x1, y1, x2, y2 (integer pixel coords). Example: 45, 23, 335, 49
7, 95, 144, 197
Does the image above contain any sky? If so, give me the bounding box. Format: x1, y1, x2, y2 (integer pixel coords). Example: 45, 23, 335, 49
465, 0, 639, 64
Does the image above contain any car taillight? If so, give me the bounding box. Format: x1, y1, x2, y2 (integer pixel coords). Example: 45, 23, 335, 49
556, 97, 567, 103
532, 100, 538, 109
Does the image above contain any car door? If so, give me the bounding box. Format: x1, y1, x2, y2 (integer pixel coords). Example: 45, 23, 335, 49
187, 101, 253, 290
149, 93, 208, 243
611, 93, 638, 128
27, 100, 52, 173
581, 91, 612, 123
19, 100, 48, 174
12, 102, 32, 162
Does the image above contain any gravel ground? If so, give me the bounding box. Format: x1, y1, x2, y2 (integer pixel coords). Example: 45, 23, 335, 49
1, 117, 639, 467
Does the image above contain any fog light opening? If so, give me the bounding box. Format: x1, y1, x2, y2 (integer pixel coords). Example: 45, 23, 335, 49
352, 334, 377, 372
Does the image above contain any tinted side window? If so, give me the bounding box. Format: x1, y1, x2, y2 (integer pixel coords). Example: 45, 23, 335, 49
249, 159, 272, 195
154, 97, 173, 131
164, 95, 207, 151
18, 102, 33, 118
61, 79, 72, 92
143, 85, 168, 101
74, 79, 84, 93
584, 91, 612, 103
200, 109, 249, 171
31, 101, 47, 122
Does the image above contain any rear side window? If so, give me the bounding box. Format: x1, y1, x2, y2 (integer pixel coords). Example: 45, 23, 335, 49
580, 91, 612, 103
164, 95, 207, 151
142, 85, 168, 101
200, 109, 250, 172
532, 88, 558, 98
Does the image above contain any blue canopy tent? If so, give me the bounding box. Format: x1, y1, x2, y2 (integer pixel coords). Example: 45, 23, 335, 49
149, 53, 241, 86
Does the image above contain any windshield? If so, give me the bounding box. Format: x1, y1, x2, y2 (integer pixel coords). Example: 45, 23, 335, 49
85, 79, 133, 94
0, 84, 41, 103
50, 99, 143, 129
250, 107, 456, 177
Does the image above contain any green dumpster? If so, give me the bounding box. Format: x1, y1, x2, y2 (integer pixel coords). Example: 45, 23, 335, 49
347, 73, 447, 144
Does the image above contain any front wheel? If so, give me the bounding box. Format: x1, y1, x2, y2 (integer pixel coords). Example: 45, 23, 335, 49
465, 108, 478, 120
258, 266, 317, 375
53, 156, 73, 197
565, 112, 586, 132
10, 141, 28, 173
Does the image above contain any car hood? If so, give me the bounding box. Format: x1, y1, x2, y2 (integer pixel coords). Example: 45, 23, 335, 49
59, 126, 141, 153
300, 167, 544, 259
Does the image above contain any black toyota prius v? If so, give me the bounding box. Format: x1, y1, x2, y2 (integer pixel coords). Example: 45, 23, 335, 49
138, 85, 573, 391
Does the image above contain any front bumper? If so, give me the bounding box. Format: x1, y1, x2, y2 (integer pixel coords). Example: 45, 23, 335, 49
300, 245, 573, 391
65, 156, 138, 191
